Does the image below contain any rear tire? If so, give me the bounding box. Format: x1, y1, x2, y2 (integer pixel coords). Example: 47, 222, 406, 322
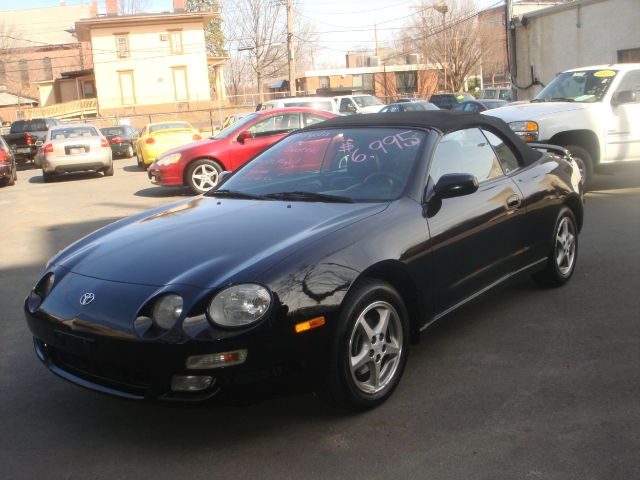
126, 143, 134, 158
137, 151, 144, 169
564, 145, 593, 192
186, 159, 222, 194
6, 167, 15, 186
531, 206, 578, 288
315, 278, 409, 410
103, 163, 114, 177
42, 170, 54, 183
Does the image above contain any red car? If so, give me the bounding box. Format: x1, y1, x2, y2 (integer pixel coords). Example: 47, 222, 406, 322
148, 107, 337, 194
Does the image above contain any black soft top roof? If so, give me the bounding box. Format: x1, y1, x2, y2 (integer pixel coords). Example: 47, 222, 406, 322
307, 110, 542, 166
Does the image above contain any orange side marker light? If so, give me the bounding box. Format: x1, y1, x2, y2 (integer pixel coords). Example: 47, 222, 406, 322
295, 317, 325, 333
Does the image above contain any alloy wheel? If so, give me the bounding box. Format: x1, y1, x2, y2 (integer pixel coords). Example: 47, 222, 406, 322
348, 301, 403, 394
191, 164, 219, 191
556, 217, 576, 275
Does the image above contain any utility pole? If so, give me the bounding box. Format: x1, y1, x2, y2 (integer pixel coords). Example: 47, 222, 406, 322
375, 22, 381, 58
287, 0, 296, 97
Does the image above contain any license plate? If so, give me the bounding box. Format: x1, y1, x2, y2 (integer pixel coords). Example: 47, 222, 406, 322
70, 148, 85, 154
17, 148, 31, 153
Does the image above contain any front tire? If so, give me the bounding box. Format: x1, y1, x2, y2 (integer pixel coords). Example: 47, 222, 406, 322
564, 145, 593, 191
531, 206, 578, 288
316, 279, 409, 410
186, 159, 222, 194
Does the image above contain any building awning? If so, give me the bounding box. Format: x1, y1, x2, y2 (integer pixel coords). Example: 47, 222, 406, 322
60, 68, 94, 79
269, 80, 289, 89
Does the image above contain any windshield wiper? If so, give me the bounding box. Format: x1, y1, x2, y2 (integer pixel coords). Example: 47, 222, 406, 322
205, 189, 268, 200
263, 191, 355, 203
549, 97, 575, 102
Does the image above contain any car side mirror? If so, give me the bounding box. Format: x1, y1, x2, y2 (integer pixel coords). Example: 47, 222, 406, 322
219, 171, 232, 183
433, 173, 478, 199
612, 90, 636, 105
237, 130, 252, 144
35, 141, 43, 147
214, 126, 221, 132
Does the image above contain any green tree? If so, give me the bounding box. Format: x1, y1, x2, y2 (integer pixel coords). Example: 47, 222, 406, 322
185, 0, 228, 57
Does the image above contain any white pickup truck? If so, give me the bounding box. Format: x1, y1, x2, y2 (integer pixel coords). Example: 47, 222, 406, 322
485, 64, 640, 189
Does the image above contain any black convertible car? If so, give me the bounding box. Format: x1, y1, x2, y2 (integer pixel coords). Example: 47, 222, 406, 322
25, 112, 583, 410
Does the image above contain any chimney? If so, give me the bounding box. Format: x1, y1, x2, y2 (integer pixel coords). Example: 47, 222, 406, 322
173, 0, 185, 13
346, 52, 356, 69
60, 0, 66, 6
90, 0, 99, 17
106, 0, 118, 16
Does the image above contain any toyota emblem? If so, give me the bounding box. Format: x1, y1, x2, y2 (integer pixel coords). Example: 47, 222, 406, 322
80, 293, 95, 305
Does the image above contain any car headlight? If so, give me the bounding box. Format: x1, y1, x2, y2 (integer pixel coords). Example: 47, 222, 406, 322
508, 121, 538, 141
207, 284, 271, 328
35, 273, 55, 299
152, 294, 183, 330
157, 153, 181, 166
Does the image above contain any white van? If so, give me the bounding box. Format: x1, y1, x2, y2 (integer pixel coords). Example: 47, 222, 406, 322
257, 97, 339, 114
334, 95, 385, 114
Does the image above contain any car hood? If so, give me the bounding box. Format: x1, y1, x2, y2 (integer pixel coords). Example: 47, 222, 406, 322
484, 102, 591, 123
54, 197, 386, 288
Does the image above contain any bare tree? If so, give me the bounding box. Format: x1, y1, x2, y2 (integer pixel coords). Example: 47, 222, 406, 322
478, 21, 506, 87
400, 0, 486, 92
118, 0, 152, 15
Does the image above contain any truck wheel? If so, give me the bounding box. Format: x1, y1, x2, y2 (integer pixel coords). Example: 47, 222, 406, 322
564, 145, 593, 191
42, 170, 54, 183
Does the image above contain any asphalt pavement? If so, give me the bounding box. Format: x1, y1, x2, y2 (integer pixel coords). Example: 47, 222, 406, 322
0, 158, 638, 479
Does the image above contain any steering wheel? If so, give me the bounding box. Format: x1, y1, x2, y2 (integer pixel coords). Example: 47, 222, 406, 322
363, 172, 404, 189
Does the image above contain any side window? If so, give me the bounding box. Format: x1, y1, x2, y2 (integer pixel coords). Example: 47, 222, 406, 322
614, 69, 640, 102
389, 105, 400, 113
441, 97, 453, 108
340, 98, 353, 111
303, 113, 329, 127
429, 128, 505, 184
247, 113, 300, 138
481, 130, 520, 174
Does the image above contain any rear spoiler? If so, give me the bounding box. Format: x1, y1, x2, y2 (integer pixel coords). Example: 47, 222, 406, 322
528, 143, 571, 158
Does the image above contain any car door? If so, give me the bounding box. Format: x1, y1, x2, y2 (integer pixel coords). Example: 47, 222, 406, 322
605, 69, 640, 161
227, 112, 302, 170
426, 127, 527, 314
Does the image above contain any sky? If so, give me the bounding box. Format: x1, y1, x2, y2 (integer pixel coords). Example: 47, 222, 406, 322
1, 0, 502, 67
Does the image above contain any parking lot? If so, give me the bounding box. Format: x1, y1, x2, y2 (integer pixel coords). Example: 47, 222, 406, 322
1, 157, 639, 479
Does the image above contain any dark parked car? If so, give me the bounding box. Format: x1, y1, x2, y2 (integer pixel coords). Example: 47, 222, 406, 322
148, 107, 336, 194
429, 93, 475, 109
99, 125, 139, 158
2, 118, 62, 165
378, 102, 439, 113
452, 99, 509, 113
0, 135, 17, 186
25, 111, 583, 410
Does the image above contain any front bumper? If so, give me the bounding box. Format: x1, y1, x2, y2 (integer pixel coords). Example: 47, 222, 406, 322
24, 299, 331, 407
148, 163, 184, 186
110, 144, 131, 155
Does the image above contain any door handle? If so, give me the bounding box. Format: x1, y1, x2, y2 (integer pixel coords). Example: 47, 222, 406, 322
506, 194, 521, 209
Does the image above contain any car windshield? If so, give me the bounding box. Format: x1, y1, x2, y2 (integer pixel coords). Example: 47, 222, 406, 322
533, 70, 618, 103
353, 96, 383, 107
149, 122, 192, 133
213, 113, 260, 139
101, 127, 125, 136
484, 102, 505, 110
50, 126, 98, 139
11, 121, 47, 133
213, 127, 427, 202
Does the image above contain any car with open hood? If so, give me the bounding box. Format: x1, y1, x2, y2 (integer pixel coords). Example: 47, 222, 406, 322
25, 111, 584, 410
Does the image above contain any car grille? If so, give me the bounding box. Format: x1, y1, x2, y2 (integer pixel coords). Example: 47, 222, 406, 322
49, 345, 152, 395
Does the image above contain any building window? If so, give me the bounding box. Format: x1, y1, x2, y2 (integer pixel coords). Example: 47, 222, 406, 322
19, 59, 29, 88
362, 73, 374, 94
618, 48, 640, 63
116, 36, 129, 58
83, 81, 96, 99
172, 67, 189, 101
352, 74, 362, 88
319, 76, 330, 89
170, 31, 183, 54
43, 57, 53, 81
118, 70, 135, 105
396, 71, 417, 94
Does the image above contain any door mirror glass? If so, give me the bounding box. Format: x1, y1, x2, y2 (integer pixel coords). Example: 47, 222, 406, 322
35, 140, 43, 147
613, 90, 636, 105
434, 173, 478, 199
237, 130, 252, 144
